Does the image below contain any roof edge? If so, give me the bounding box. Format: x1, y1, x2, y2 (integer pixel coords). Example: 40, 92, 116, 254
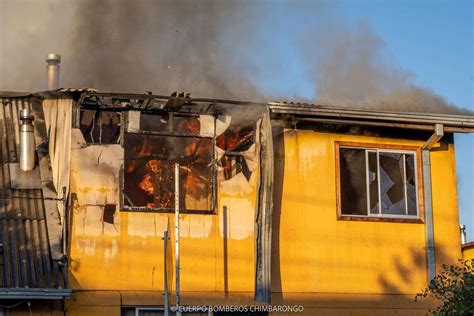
0, 288, 72, 300
269, 103, 474, 133
0, 91, 31, 98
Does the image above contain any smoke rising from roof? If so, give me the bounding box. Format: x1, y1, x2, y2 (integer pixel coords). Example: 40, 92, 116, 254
0, 0, 470, 114
0, 0, 264, 100
68, 0, 263, 100
303, 20, 469, 114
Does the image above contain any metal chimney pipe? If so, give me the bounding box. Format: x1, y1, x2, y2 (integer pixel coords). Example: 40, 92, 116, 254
46, 53, 61, 90
19, 108, 35, 171
460, 225, 467, 244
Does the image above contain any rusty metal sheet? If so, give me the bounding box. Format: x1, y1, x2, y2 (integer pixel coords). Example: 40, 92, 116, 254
0, 97, 67, 296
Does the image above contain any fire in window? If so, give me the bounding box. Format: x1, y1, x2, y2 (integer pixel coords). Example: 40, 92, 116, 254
122, 114, 215, 213
338, 145, 419, 218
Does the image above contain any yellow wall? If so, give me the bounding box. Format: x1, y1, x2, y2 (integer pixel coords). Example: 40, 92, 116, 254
69, 128, 257, 294
462, 243, 474, 259
273, 128, 461, 296
67, 127, 461, 314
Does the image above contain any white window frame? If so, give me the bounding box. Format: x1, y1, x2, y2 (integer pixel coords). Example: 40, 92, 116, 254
339, 145, 420, 219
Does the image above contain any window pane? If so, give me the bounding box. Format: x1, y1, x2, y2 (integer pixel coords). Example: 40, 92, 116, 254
340, 148, 367, 215
405, 154, 418, 215
368, 151, 379, 214
124, 134, 213, 211
379, 152, 406, 215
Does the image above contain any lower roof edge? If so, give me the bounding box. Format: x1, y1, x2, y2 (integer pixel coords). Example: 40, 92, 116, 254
0, 288, 72, 300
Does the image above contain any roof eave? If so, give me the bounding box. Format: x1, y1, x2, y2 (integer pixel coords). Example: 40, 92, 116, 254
0, 288, 72, 300
268, 103, 474, 133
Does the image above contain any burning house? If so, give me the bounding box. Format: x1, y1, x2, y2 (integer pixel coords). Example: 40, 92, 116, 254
1, 55, 474, 315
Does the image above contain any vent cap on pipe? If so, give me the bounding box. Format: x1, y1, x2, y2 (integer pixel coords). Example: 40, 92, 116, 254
46, 53, 61, 90
46, 53, 61, 63
20, 108, 34, 121
461, 225, 467, 244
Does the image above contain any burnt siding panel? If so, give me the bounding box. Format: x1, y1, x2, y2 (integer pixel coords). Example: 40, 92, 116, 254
0, 97, 65, 290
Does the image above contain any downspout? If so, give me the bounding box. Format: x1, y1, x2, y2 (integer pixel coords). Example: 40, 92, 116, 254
422, 123, 443, 284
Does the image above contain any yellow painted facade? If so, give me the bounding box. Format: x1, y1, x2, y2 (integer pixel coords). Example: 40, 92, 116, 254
462, 243, 474, 259
67, 127, 462, 315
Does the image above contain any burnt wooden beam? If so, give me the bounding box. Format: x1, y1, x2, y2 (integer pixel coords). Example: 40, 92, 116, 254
254, 109, 274, 303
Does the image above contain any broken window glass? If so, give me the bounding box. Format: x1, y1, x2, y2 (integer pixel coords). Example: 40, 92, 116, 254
339, 146, 418, 218
123, 133, 213, 212
80, 109, 120, 144
339, 148, 368, 215
379, 152, 406, 215
405, 154, 418, 216
368, 151, 379, 214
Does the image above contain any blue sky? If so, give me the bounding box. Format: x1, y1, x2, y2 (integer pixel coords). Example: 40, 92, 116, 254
342, 0, 474, 242
343, 1, 473, 241
249, 0, 474, 240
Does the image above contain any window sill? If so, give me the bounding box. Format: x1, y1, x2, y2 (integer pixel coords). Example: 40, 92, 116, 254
338, 215, 424, 224
122, 205, 217, 215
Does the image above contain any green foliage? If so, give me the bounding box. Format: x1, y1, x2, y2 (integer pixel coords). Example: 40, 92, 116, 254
415, 259, 474, 315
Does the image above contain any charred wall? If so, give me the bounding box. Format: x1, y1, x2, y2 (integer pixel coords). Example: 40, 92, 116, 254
68, 95, 265, 293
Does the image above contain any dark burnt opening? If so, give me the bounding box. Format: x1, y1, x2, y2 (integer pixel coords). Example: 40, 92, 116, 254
217, 124, 255, 182
80, 109, 120, 144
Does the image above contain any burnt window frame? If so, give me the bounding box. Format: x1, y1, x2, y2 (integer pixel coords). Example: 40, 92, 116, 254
120, 111, 218, 215
335, 141, 424, 223
74, 107, 122, 145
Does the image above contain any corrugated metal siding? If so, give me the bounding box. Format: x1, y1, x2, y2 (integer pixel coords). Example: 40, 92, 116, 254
0, 97, 65, 289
